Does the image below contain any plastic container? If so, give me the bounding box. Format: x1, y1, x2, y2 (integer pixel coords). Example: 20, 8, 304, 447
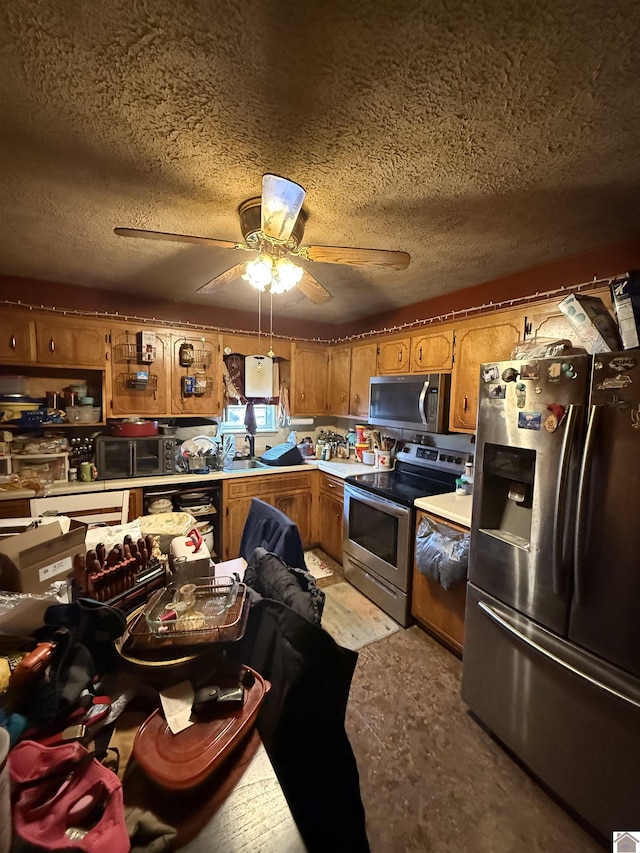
355, 443, 369, 462
361, 451, 375, 465
66, 406, 101, 423
12, 452, 69, 484
0, 376, 27, 396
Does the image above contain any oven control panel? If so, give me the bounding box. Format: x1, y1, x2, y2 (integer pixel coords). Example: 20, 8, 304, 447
399, 442, 468, 474
416, 447, 438, 462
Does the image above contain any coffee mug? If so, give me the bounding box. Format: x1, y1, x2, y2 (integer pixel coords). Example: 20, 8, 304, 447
80, 461, 98, 482
374, 448, 392, 470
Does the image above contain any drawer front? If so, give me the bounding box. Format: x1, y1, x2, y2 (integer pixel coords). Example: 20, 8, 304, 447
225, 471, 311, 500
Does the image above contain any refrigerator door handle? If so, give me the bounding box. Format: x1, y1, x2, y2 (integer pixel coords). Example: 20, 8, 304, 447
478, 600, 640, 711
574, 404, 600, 604
552, 403, 580, 596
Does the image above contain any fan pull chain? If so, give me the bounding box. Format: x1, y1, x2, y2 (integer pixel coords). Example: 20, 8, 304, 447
257, 288, 262, 355
268, 290, 275, 358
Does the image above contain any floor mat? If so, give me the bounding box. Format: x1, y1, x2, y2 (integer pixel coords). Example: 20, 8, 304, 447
321, 582, 401, 651
304, 549, 334, 579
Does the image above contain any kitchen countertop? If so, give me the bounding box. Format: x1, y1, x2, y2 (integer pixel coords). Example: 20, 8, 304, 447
0, 457, 373, 501
414, 492, 474, 528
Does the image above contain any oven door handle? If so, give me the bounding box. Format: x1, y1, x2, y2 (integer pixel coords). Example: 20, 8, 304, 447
345, 484, 410, 519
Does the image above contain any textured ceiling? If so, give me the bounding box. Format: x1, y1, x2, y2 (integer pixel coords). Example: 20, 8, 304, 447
1, 0, 640, 324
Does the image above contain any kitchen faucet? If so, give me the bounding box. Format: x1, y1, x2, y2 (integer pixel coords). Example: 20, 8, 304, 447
245, 433, 255, 459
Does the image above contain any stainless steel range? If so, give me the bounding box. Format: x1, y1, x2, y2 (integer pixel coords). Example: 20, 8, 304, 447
343, 442, 469, 626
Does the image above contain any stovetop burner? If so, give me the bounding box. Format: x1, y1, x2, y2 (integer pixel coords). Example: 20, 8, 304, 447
345, 442, 469, 507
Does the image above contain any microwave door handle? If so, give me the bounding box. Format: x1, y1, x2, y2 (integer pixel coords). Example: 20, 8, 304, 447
573, 404, 600, 605
418, 380, 430, 426
552, 403, 580, 596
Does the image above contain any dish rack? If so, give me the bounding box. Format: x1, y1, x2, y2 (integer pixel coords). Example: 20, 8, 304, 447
130, 577, 248, 648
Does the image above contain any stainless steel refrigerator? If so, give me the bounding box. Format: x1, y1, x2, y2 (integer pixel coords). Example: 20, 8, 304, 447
461, 349, 640, 841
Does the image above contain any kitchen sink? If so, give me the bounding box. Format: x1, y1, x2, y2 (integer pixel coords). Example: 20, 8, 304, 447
229, 458, 268, 470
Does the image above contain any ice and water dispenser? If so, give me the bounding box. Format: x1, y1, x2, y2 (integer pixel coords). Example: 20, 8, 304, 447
477, 444, 535, 549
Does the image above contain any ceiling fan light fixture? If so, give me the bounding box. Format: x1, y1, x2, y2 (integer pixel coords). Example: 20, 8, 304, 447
243, 254, 273, 290
261, 174, 306, 243
271, 257, 304, 294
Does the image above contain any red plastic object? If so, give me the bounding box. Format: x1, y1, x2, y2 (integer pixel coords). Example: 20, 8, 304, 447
132, 665, 268, 790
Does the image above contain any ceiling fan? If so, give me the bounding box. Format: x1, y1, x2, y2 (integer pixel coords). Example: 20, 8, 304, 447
114, 174, 410, 304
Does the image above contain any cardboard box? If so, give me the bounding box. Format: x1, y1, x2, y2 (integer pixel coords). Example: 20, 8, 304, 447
0, 519, 86, 593
610, 272, 640, 350
557, 293, 622, 354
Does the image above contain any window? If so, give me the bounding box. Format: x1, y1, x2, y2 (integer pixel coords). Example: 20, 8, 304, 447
220, 403, 277, 432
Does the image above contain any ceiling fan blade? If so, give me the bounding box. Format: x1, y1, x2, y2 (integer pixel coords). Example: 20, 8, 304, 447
196, 262, 248, 294
261, 174, 306, 243
297, 244, 410, 270
296, 268, 332, 304
114, 227, 244, 251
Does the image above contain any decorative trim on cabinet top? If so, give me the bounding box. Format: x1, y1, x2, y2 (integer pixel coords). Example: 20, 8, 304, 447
0, 272, 621, 347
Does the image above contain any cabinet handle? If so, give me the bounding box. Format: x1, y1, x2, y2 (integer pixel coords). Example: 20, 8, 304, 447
49, 337, 55, 353
10, 335, 16, 350
354, 394, 359, 404
418, 346, 423, 361
398, 351, 402, 364
341, 393, 345, 401
301, 392, 305, 402
463, 395, 468, 412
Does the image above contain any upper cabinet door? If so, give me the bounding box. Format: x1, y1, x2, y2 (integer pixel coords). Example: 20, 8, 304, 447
411, 328, 454, 372
377, 337, 411, 374
329, 346, 351, 416
109, 327, 170, 416
290, 343, 328, 415
450, 313, 522, 433
0, 315, 36, 363
350, 341, 378, 418
35, 319, 107, 368
170, 333, 222, 416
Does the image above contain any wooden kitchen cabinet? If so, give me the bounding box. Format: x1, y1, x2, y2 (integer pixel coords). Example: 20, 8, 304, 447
318, 472, 344, 562
349, 341, 377, 418
108, 326, 170, 417
329, 346, 351, 416
412, 509, 469, 656
0, 315, 36, 364
377, 336, 411, 374
170, 333, 222, 416
222, 471, 314, 561
35, 318, 108, 368
411, 327, 454, 372
290, 343, 328, 415
328, 341, 377, 418
0, 498, 31, 518
449, 311, 522, 432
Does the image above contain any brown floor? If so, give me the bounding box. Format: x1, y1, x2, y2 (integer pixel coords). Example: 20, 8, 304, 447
313, 551, 605, 853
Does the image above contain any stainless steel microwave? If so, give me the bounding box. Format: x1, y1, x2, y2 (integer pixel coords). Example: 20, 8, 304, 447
95, 435, 176, 479
368, 373, 450, 433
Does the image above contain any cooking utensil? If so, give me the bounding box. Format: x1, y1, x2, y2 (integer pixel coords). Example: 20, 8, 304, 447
109, 420, 159, 437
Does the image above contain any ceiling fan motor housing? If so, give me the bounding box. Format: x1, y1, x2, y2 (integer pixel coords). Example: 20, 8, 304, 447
238, 197, 307, 250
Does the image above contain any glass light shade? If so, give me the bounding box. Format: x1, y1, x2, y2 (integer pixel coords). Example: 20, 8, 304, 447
261, 174, 306, 242
243, 255, 273, 290
271, 257, 304, 294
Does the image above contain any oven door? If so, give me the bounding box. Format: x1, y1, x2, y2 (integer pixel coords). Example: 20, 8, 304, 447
343, 483, 412, 590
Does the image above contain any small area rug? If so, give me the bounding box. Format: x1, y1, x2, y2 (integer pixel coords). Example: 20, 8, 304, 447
304, 549, 333, 579
321, 582, 401, 651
